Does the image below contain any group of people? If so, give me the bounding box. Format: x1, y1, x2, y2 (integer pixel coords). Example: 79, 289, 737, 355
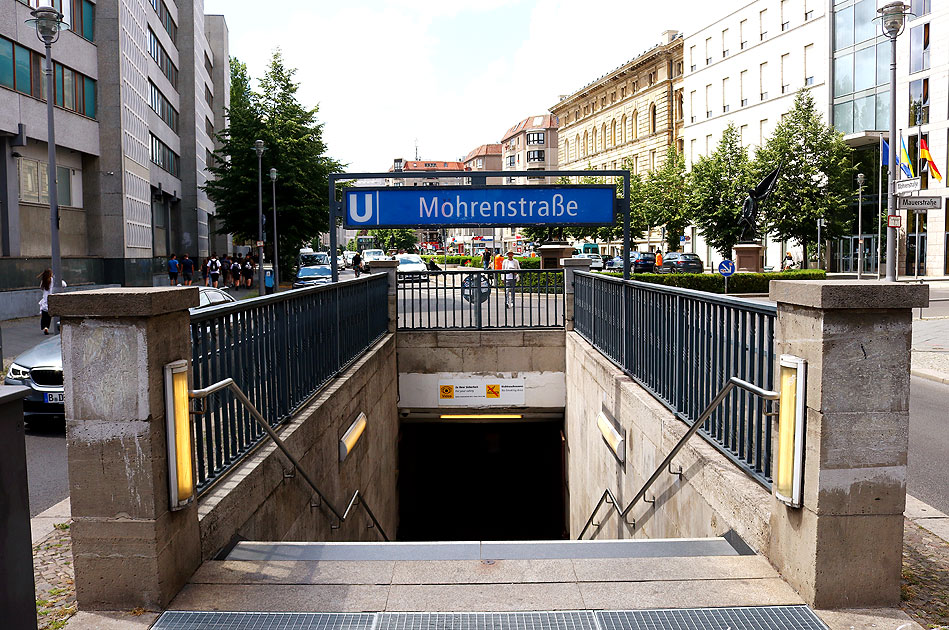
478, 249, 521, 308
167, 253, 258, 289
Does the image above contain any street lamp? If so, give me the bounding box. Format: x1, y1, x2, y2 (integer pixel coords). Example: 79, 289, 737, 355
25, 6, 67, 300
857, 172, 865, 279
877, 2, 913, 282
269, 167, 279, 292
253, 140, 266, 295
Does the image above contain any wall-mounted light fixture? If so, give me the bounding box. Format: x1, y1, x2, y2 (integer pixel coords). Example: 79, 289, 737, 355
596, 410, 625, 464
339, 412, 367, 462
439, 414, 523, 420
164, 360, 194, 510
775, 354, 806, 508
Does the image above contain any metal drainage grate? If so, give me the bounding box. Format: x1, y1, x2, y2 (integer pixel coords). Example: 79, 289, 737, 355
377, 612, 599, 630
153, 611, 376, 630
153, 608, 827, 630
597, 607, 827, 630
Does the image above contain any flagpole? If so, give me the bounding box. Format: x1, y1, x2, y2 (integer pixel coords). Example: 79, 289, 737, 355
877, 134, 883, 279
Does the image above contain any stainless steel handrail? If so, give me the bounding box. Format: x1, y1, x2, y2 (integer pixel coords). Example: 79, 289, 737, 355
578, 376, 779, 539
190, 378, 389, 541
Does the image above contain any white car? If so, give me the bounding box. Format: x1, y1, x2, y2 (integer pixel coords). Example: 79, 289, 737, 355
396, 254, 429, 282
362, 249, 389, 270
343, 251, 358, 268
574, 253, 604, 270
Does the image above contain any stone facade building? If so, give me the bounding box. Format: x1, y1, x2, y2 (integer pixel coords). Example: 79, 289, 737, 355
500, 114, 559, 184
0, 0, 229, 291
551, 31, 684, 178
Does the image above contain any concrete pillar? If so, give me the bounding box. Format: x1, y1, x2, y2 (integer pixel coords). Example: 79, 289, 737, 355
0, 386, 36, 630
371, 260, 400, 332
49, 287, 201, 611
768, 280, 928, 608
560, 258, 591, 331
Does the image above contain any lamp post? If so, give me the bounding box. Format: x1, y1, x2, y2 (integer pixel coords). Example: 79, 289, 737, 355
857, 172, 865, 279
25, 6, 67, 299
269, 167, 279, 292
878, 2, 913, 282
253, 140, 266, 295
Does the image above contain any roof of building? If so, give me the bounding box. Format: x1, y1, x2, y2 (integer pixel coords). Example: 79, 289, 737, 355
463, 144, 503, 162
500, 115, 559, 142
389, 160, 468, 172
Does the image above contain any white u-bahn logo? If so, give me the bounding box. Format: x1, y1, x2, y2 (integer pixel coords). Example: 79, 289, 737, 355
349, 191, 378, 224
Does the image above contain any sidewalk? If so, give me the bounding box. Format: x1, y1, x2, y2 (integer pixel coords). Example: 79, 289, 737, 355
912, 318, 949, 385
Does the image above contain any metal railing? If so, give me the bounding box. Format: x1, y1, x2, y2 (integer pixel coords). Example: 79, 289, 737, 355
574, 271, 777, 486
191, 378, 388, 540
189, 273, 389, 494
579, 376, 779, 539
397, 269, 564, 329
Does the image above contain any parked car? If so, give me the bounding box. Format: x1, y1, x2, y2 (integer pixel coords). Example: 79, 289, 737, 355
4, 286, 235, 424
573, 253, 604, 270
361, 248, 388, 270
605, 251, 657, 273
396, 254, 429, 282
343, 251, 358, 268
293, 265, 333, 289
659, 252, 704, 273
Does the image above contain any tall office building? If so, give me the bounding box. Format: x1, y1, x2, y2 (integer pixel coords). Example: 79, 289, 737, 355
0, 0, 230, 292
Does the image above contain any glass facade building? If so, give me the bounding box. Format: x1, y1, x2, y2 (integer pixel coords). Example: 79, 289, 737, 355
832, 0, 890, 134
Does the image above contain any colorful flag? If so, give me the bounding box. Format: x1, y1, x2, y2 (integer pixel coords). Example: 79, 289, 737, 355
881, 139, 890, 165
920, 138, 942, 182
900, 137, 915, 178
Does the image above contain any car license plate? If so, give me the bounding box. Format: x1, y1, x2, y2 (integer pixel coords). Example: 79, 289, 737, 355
44, 392, 66, 404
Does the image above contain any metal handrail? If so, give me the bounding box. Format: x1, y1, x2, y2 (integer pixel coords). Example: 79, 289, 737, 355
190, 378, 389, 541
578, 376, 779, 539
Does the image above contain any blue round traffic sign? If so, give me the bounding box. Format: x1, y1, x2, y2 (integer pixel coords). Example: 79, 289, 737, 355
718, 260, 736, 277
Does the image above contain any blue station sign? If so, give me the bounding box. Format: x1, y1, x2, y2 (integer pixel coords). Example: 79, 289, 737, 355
344, 185, 616, 228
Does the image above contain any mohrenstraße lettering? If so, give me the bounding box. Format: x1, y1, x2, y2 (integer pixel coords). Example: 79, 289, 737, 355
420, 194, 578, 219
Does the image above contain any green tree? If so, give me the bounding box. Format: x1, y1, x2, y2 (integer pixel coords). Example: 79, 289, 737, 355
753, 90, 854, 258
204, 52, 343, 274
688, 123, 753, 258
642, 147, 689, 250
368, 229, 418, 252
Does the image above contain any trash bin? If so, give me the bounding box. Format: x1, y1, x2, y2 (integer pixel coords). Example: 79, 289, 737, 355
264, 267, 275, 295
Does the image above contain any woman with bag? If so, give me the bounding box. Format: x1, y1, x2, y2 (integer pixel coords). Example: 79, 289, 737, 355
38, 268, 66, 335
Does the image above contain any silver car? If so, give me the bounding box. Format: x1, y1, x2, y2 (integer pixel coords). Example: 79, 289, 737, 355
4, 286, 235, 423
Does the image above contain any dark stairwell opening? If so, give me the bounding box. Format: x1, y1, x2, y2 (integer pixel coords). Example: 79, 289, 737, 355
397, 417, 566, 541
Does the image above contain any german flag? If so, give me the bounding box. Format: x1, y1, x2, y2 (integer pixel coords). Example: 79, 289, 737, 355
920, 138, 943, 182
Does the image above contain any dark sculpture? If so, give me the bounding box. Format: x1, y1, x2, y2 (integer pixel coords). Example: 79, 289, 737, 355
739, 162, 784, 242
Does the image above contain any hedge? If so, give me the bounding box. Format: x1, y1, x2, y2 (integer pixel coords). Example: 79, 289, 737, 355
421, 255, 541, 269
595, 268, 826, 294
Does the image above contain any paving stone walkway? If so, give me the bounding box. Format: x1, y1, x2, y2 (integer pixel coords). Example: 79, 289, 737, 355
33, 521, 77, 629
902, 518, 949, 628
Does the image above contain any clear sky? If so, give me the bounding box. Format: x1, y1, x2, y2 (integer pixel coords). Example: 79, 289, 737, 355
204, 0, 745, 173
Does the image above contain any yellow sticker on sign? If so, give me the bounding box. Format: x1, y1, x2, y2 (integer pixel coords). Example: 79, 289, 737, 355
439, 385, 455, 399
486, 384, 501, 398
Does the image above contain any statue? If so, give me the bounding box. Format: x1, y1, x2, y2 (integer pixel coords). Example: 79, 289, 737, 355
739, 162, 783, 242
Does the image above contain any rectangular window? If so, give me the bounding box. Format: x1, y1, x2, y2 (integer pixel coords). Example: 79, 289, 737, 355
911, 0, 930, 18
0, 39, 13, 89
527, 150, 545, 162
205, 116, 214, 138
740, 69, 747, 105
854, 45, 875, 92
705, 37, 712, 64
834, 54, 853, 97
835, 6, 854, 49
204, 52, 213, 77
876, 41, 890, 86
14, 44, 31, 95
722, 77, 730, 112
206, 148, 214, 169
506, 155, 515, 167
18, 158, 40, 203
149, 133, 180, 177
721, 28, 728, 57
54, 63, 63, 106
149, 0, 178, 44
760, 9, 768, 40
68, 0, 95, 42
760, 119, 768, 144
83, 75, 95, 118
740, 19, 748, 49
781, 53, 789, 93
909, 78, 929, 125
910, 23, 930, 73
760, 62, 768, 100
804, 44, 814, 86
854, 0, 875, 44
689, 45, 696, 71
147, 28, 179, 88
56, 165, 71, 206
834, 101, 854, 134
527, 131, 545, 145
205, 84, 213, 108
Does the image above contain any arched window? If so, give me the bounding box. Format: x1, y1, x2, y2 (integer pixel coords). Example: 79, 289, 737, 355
610, 120, 616, 147
564, 139, 570, 162
576, 134, 581, 159
583, 131, 588, 157
649, 104, 657, 134
592, 128, 598, 153
601, 124, 607, 150
632, 111, 639, 139
620, 115, 627, 143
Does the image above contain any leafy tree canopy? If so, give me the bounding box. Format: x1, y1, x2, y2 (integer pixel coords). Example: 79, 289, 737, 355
687, 123, 754, 258
367, 229, 418, 252
754, 90, 854, 254
204, 51, 344, 274
642, 147, 689, 250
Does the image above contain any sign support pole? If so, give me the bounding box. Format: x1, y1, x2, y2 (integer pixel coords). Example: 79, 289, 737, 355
915, 210, 921, 280
623, 173, 631, 281
329, 176, 338, 283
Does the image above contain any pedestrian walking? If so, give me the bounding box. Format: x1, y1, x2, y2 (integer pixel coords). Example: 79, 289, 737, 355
243, 256, 255, 288
230, 258, 242, 288
208, 254, 221, 287
656, 250, 663, 269
201, 257, 209, 286
220, 255, 231, 288
502, 251, 520, 309
352, 251, 363, 278
482, 248, 491, 270
167, 254, 179, 285
782, 252, 795, 271
38, 268, 65, 334
181, 254, 195, 286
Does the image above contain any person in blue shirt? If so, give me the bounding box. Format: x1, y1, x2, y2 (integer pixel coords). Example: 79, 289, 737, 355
167, 254, 180, 285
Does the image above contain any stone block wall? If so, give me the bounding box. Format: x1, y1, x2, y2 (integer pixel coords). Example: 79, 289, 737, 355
197, 334, 399, 560
565, 332, 772, 550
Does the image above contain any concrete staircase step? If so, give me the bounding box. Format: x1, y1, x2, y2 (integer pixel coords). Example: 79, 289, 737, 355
225, 537, 742, 562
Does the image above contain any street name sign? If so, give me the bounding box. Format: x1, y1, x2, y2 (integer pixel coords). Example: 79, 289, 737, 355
895, 178, 921, 194
898, 196, 942, 211
344, 185, 616, 228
